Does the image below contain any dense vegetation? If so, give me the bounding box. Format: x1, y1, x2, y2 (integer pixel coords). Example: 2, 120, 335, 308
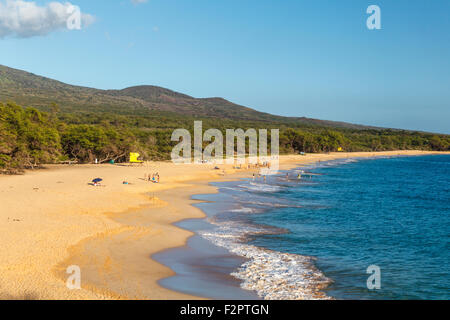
1, 102, 449, 173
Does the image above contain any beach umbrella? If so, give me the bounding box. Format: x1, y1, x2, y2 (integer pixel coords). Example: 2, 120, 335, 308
92, 178, 103, 183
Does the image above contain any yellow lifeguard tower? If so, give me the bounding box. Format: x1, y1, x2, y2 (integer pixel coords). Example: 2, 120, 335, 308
337, 147, 344, 152
129, 152, 144, 163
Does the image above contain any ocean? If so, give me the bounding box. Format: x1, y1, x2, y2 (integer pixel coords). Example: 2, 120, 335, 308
156, 155, 450, 300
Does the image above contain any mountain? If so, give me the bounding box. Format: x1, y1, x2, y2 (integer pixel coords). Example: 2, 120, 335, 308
0, 64, 374, 129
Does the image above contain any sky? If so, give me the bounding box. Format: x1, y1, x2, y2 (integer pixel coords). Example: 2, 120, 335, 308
0, 0, 449, 134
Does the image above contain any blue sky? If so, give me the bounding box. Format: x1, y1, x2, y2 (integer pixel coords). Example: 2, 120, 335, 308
0, 0, 449, 133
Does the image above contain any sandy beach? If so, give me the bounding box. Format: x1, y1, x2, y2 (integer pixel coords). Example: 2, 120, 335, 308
0, 150, 448, 300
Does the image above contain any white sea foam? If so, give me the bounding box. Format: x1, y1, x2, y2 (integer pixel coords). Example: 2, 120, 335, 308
238, 182, 283, 193
240, 200, 300, 208
200, 220, 332, 300
230, 207, 255, 213
301, 158, 360, 170
218, 186, 239, 191
231, 245, 332, 300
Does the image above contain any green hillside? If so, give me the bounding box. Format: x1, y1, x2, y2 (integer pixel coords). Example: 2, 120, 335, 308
0, 64, 376, 128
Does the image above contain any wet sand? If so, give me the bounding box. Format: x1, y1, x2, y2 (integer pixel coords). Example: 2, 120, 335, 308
154, 196, 261, 300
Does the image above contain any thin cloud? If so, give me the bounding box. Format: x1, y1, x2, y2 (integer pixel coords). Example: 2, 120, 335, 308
131, 0, 148, 4
0, 0, 95, 38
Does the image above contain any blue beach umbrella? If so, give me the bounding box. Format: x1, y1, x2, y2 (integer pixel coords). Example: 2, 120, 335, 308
92, 178, 103, 183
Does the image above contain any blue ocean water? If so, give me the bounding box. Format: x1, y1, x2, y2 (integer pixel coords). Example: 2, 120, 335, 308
207, 155, 450, 300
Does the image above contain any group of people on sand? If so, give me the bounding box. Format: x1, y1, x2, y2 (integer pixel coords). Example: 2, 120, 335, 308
245, 162, 271, 170
145, 172, 160, 183
232, 163, 272, 171
89, 173, 160, 187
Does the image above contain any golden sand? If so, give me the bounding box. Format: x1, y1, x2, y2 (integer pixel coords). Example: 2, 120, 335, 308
0, 151, 447, 299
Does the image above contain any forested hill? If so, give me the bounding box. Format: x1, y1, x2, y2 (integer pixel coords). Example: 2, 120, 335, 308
0, 64, 373, 129
0, 65, 449, 173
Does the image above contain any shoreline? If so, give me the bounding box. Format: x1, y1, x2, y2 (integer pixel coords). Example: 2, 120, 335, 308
0, 151, 448, 299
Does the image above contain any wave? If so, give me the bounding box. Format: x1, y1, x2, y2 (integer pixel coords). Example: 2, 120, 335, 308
231, 245, 332, 300
237, 199, 302, 209
230, 207, 257, 214
301, 158, 360, 170
200, 220, 332, 300
237, 182, 284, 193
